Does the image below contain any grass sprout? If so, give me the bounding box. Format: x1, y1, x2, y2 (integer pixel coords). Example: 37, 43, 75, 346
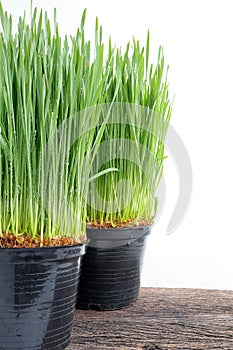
0, 5, 118, 242
86, 34, 172, 226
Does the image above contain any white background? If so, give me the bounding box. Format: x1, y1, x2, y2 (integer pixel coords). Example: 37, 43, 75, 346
2, 0, 233, 290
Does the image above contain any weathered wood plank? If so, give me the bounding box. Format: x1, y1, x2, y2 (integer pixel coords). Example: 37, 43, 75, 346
68, 288, 233, 350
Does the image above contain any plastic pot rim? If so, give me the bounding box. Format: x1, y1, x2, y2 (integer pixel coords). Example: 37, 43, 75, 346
0, 241, 88, 252
86, 223, 153, 248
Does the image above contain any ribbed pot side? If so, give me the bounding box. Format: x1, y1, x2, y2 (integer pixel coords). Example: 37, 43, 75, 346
0, 243, 86, 350
76, 225, 151, 310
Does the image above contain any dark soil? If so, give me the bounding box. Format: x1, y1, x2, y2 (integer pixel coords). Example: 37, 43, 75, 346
87, 217, 151, 229
0, 232, 81, 248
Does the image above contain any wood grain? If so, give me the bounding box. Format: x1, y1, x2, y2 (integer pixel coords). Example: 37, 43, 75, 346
68, 287, 233, 350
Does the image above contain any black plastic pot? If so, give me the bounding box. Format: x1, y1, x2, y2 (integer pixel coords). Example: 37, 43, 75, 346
0, 243, 86, 350
76, 225, 151, 310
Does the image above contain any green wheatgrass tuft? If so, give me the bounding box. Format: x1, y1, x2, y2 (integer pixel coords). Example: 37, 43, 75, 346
0, 5, 117, 243
86, 32, 172, 226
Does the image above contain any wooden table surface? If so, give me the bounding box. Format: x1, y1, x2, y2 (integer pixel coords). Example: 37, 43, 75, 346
68, 287, 233, 350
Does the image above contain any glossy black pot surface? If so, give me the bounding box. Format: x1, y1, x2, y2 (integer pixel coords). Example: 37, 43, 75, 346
76, 225, 151, 310
0, 243, 86, 350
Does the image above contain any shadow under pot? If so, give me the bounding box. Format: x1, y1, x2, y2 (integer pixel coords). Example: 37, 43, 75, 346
76, 225, 151, 311
0, 243, 87, 350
